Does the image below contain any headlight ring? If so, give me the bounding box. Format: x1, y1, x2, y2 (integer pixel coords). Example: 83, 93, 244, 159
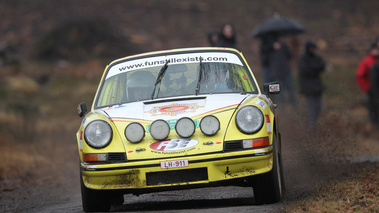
235, 105, 264, 134
84, 120, 113, 148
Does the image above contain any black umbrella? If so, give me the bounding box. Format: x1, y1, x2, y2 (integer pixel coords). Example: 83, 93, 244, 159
251, 15, 306, 38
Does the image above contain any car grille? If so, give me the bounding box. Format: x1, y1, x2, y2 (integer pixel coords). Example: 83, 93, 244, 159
146, 168, 208, 186
224, 140, 243, 152
108, 152, 126, 162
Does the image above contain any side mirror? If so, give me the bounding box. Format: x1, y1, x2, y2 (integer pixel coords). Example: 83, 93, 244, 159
77, 102, 87, 117
263, 82, 280, 95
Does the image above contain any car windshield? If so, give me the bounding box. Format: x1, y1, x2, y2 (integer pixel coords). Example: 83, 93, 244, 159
95, 51, 258, 108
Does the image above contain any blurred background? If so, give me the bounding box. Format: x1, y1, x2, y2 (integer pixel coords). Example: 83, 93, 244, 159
0, 0, 378, 206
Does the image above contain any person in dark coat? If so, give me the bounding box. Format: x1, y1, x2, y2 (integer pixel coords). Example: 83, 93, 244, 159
298, 40, 326, 129
269, 39, 297, 108
369, 61, 379, 128
215, 23, 238, 50
259, 34, 278, 83
206, 29, 218, 47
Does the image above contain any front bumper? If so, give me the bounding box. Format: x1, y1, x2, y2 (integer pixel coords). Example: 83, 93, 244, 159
81, 146, 273, 191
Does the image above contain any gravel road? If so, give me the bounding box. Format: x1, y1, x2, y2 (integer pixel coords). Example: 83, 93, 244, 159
0, 113, 371, 213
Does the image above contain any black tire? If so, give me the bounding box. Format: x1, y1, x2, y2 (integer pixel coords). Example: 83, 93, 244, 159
253, 133, 284, 204
111, 193, 125, 206
278, 132, 286, 194
80, 169, 111, 212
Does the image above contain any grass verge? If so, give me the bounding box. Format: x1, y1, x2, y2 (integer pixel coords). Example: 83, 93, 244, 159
284, 163, 379, 212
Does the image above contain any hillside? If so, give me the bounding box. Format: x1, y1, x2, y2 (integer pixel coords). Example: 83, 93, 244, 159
0, 1, 378, 212
1, 0, 378, 67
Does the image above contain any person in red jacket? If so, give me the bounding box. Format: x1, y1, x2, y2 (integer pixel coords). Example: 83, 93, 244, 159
356, 43, 379, 125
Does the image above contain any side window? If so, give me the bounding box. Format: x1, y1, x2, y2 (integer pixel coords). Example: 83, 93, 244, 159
232, 65, 255, 93
197, 62, 255, 94
96, 73, 127, 107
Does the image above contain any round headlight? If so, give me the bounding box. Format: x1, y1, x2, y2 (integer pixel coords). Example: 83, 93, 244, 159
150, 119, 170, 141
175, 117, 195, 138
125, 122, 145, 143
200, 115, 220, 136
84, 120, 112, 148
235, 106, 264, 134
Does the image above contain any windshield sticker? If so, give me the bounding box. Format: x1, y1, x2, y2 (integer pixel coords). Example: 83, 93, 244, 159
106, 52, 243, 79
146, 103, 203, 116
150, 138, 198, 152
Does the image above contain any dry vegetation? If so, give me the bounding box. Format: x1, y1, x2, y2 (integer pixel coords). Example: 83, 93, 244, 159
285, 164, 379, 212
0, 0, 378, 212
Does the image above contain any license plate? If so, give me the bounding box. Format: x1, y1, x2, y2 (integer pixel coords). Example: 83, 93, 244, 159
160, 159, 189, 169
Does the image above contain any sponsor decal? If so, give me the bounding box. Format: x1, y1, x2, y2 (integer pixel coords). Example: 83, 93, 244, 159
150, 138, 198, 152
159, 105, 190, 113
146, 103, 203, 116
256, 99, 267, 109
269, 84, 280, 93
106, 52, 243, 80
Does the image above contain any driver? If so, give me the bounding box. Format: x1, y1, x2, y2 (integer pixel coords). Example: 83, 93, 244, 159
126, 71, 155, 101
214, 67, 230, 91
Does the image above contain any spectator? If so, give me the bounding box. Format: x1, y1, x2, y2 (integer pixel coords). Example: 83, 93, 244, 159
269, 39, 297, 108
370, 62, 379, 128
215, 23, 238, 50
298, 40, 326, 129
258, 34, 277, 83
206, 29, 218, 47
355, 43, 379, 126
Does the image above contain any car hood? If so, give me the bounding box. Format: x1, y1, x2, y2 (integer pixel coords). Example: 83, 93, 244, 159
100, 94, 250, 160
102, 94, 246, 119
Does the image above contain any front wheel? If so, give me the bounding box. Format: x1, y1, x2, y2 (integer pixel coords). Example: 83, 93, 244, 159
253, 133, 284, 204
80, 169, 111, 212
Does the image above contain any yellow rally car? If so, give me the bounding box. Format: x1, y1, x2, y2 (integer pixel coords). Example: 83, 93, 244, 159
76, 47, 284, 212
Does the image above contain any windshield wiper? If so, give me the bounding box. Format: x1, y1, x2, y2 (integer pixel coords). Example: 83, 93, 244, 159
195, 57, 203, 95
151, 60, 169, 100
